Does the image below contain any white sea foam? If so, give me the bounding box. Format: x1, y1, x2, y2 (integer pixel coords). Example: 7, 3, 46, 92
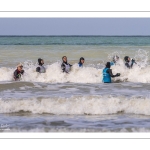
1, 96, 150, 115
0, 60, 150, 83
0, 62, 150, 83
0, 62, 103, 83
0, 49, 149, 83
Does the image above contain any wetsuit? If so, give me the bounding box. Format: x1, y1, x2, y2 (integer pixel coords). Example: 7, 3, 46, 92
125, 59, 136, 69
36, 65, 46, 73
14, 69, 24, 80
36, 58, 46, 73
61, 62, 72, 73
78, 57, 84, 67
103, 68, 120, 83
78, 62, 83, 67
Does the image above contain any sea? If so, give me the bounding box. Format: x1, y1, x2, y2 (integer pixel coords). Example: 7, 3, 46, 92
0, 36, 150, 132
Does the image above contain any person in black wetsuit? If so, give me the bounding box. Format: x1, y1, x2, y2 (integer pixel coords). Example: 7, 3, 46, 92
102, 62, 120, 83
78, 57, 85, 67
61, 56, 72, 73
36, 58, 46, 73
14, 63, 24, 81
124, 56, 136, 69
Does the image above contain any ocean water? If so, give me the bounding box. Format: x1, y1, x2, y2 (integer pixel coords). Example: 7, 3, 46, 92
1, 36, 150, 132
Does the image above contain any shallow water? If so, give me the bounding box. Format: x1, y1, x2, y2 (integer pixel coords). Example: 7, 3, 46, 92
1, 113, 150, 132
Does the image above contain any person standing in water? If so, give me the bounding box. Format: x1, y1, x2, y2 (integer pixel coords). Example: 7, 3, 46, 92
36, 58, 46, 73
14, 63, 24, 81
102, 62, 120, 83
124, 56, 136, 69
78, 57, 85, 67
61, 56, 72, 73
110, 55, 119, 66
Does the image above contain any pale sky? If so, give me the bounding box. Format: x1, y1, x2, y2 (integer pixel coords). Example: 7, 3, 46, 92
0, 18, 150, 36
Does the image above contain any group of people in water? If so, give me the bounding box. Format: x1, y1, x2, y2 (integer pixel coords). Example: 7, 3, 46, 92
13, 56, 85, 81
13, 55, 136, 83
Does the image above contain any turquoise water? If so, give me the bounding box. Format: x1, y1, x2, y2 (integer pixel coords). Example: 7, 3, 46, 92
0, 36, 150, 67
1, 36, 150, 45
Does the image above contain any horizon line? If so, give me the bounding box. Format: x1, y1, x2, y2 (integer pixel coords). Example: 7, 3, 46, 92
0, 35, 150, 37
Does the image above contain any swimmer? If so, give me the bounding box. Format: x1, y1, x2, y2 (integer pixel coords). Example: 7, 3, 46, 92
78, 57, 85, 67
102, 62, 120, 83
110, 55, 119, 66
36, 58, 46, 73
124, 56, 136, 69
61, 56, 72, 73
14, 63, 24, 81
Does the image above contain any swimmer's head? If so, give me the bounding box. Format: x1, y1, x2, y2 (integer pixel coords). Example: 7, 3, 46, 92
62, 56, 67, 63
124, 56, 130, 62
38, 58, 44, 65
79, 57, 85, 64
17, 63, 23, 71
105, 62, 111, 68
